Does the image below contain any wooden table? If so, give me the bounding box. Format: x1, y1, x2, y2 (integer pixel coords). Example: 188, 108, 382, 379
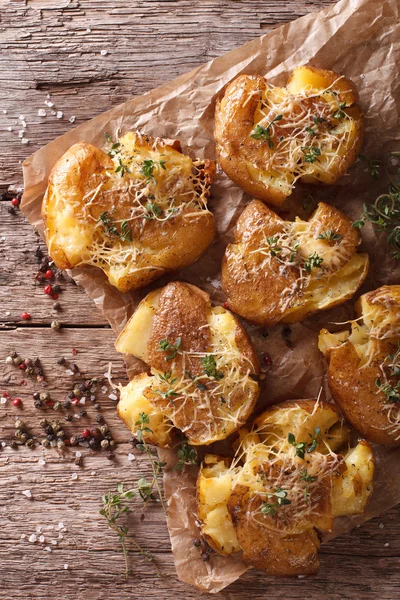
0, 2, 399, 599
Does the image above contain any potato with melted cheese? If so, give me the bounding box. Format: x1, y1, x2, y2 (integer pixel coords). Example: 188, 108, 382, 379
222, 199, 369, 326
215, 66, 363, 207
116, 281, 260, 446
197, 399, 374, 576
42, 131, 216, 292
319, 285, 400, 446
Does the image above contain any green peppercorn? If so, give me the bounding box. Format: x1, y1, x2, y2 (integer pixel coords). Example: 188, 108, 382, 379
15, 419, 24, 429
41, 439, 50, 448
53, 402, 62, 411
20, 433, 28, 444
57, 440, 66, 449
56, 430, 64, 438
51, 320, 61, 331
39, 419, 48, 427
39, 392, 50, 402
100, 439, 109, 449
15, 429, 23, 439
26, 438, 35, 448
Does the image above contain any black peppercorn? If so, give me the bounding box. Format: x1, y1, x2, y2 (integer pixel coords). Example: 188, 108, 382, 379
94, 403, 101, 411
44, 425, 53, 435
95, 414, 104, 424
88, 438, 99, 450
79, 410, 87, 417
65, 415, 73, 422
63, 399, 71, 409
47, 434, 55, 442
33, 392, 40, 400
193, 539, 201, 547
67, 391, 75, 399
57, 357, 66, 365
34, 399, 43, 409
201, 552, 210, 562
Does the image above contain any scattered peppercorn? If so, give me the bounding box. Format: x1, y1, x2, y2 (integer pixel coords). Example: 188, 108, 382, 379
94, 403, 101, 411
43, 285, 53, 295
95, 414, 104, 424
80, 410, 87, 418
65, 415, 73, 422
57, 357, 66, 365
11, 197, 20, 207
201, 552, 210, 562
53, 302, 61, 311
263, 353, 273, 367
51, 320, 61, 331
82, 428, 91, 438
12, 398, 22, 408
193, 539, 202, 547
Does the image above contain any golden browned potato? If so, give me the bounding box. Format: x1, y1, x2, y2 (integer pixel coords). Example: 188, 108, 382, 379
197, 399, 374, 576
42, 131, 216, 292
319, 285, 400, 446
215, 66, 363, 207
222, 199, 369, 326
116, 281, 260, 446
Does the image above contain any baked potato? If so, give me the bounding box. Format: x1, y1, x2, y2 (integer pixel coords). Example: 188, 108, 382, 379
197, 399, 374, 575
222, 199, 369, 326
116, 281, 260, 446
319, 285, 400, 446
42, 131, 216, 292
215, 65, 363, 207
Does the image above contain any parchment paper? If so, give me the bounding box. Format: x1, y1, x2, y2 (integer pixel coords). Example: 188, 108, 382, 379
21, 0, 400, 592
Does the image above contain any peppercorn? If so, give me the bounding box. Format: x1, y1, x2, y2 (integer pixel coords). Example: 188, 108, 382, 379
20, 433, 28, 444
73, 387, 81, 397
57, 440, 66, 449
15, 429, 23, 439
44, 425, 53, 435
53, 402, 62, 411
56, 430, 65, 438
12, 398, 22, 407
193, 539, 201, 547
95, 414, 104, 424
67, 391, 75, 399
51, 320, 61, 331
57, 357, 66, 366
15, 419, 24, 429
13, 357, 22, 366
100, 439, 109, 449
105, 451, 115, 460
80, 410, 87, 417
109, 440, 116, 448
71, 364, 79, 373
52, 422, 61, 433
34, 399, 43, 409
69, 436, 78, 446
5, 356, 13, 365
39, 419, 48, 427
52, 284, 61, 293
65, 415, 73, 422
26, 367, 35, 376
63, 399, 71, 409
46, 434, 55, 442
53, 302, 61, 311
201, 552, 210, 562
41, 438, 51, 448
100, 425, 109, 434
89, 438, 99, 450
74, 456, 83, 467
39, 392, 50, 402
9, 441, 18, 450
94, 403, 101, 411
26, 438, 35, 448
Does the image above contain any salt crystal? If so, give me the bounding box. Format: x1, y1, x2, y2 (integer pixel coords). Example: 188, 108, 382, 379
36, 526, 42, 533
38, 458, 46, 466
71, 472, 78, 480
22, 490, 32, 498
69, 116, 76, 123
90, 395, 95, 401
45, 100, 54, 107
50, 539, 57, 545
101, 386, 107, 394
73, 413, 80, 419
44, 546, 52, 552
28, 534, 37, 543
7, 127, 12, 131
21, 120, 27, 128
79, 397, 86, 405
58, 522, 64, 529
58, 534, 64, 540
384, 542, 390, 547
20, 534, 26, 540
86, 27, 91, 32
51, 110, 56, 115
128, 453, 136, 462
100, 49, 108, 56
1, 442, 6, 447
21, 138, 29, 145
379, 523, 385, 529
64, 563, 69, 569
75, 451, 82, 458
65, 369, 74, 376
19, 115, 25, 120
5, 311, 10, 316
39, 535, 45, 543
56, 111, 63, 119
360, 74, 365, 79
38, 109, 46, 117
91, 471, 96, 476
108, 393, 118, 401
18, 130, 24, 138
3, 109, 7, 114
1, 397, 7, 404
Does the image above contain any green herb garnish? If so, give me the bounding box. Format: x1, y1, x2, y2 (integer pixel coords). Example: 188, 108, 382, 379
201, 354, 224, 380
250, 114, 283, 149
159, 337, 182, 361
304, 252, 324, 273
120, 219, 132, 242
174, 441, 198, 472
301, 145, 321, 163
98, 211, 119, 237
260, 487, 291, 517
317, 230, 342, 242
143, 202, 163, 220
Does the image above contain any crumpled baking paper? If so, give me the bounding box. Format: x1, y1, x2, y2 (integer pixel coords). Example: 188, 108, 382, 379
21, 0, 400, 592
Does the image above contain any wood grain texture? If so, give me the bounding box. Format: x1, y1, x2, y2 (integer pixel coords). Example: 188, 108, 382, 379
0, 1, 399, 599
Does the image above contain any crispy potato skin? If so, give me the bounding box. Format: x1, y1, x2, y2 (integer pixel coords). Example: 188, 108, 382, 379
215, 67, 363, 206
116, 281, 260, 445
228, 484, 320, 576
222, 199, 369, 326
43, 136, 216, 292
323, 286, 400, 447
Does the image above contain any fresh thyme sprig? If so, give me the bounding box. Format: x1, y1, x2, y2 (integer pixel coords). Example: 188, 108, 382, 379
301, 145, 321, 163
352, 168, 400, 260
288, 427, 320, 459
201, 354, 224, 380
135, 413, 167, 513
100, 483, 153, 579
174, 441, 198, 472
159, 337, 182, 361
304, 252, 324, 273
250, 114, 283, 149
260, 488, 291, 517
358, 154, 381, 180
98, 211, 119, 237
317, 230, 342, 242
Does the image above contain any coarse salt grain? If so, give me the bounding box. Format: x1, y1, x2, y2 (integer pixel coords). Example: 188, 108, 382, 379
64, 563, 69, 569
91, 471, 96, 476
38, 109, 46, 117
18, 130, 24, 138
65, 369, 74, 376
22, 490, 32, 498
384, 542, 390, 547
38, 458, 46, 466
51, 540, 58, 545
69, 116, 76, 123
79, 397, 86, 405
108, 393, 118, 401
71, 472, 78, 480
44, 546, 52, 552
21, 138, 29, 144
58, 534, 64, 540
58, 522, 64, 529
100, 49, 108, 56
3, 109, 7, 114
28, 534, 37, 543
21, 120, 27, 128
19, 115, 25, 120
36, 525, 42, 533
56, 111, 63, 119
45, 100, 54, 107
7, 127, 12, 131
128, 453, 136, 462
90, 395, 95, 401
39, 535, 45, 543
1, 442, 5, 447
75, 451, 82, 458
20, 534, 26, 540
379, 523, 385, 529
1, 397, 7, 404
101, 386, 107, 394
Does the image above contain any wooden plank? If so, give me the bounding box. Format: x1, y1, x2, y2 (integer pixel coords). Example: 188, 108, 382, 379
0, 199, 109, 326
0, 0, 336, 186
0, 327, 399, 599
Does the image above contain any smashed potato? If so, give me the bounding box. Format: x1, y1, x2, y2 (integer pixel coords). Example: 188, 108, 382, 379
222, 199, 369, 325
42, 131, 216, 292
116, 281, 260, 446
197, 400, 374, 576
215, 66, 363, 206
319, 285, 400, 446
